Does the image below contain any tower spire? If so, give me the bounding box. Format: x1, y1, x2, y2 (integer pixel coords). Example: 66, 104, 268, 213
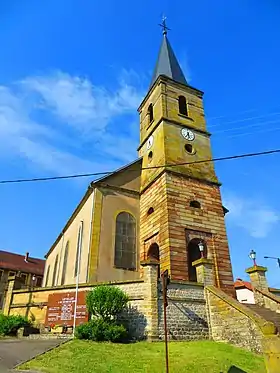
150, 17, 187, 87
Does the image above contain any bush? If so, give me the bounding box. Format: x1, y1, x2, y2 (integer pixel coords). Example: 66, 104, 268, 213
74, 321, 94, 340
0, 313, 30, 336
75, 319, 127, 343
104, 322, 127, 343
86, 286, 129, 322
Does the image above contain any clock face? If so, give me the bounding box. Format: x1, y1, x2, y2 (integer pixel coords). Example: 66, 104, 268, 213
181, 128, 195, 141
147, 135, 154, 150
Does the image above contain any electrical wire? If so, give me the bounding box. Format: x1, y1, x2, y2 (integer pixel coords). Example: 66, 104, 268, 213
0, 148, 279, 185
220, 126, 280, 140
208, 111, 280, 129
207, 104, 280, 121
213, 118, 280, 135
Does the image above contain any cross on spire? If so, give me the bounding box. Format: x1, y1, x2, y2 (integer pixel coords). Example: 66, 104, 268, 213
159, 15, 170, 35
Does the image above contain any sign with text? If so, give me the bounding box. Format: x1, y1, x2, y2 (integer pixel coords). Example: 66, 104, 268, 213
45, 291, 88, 327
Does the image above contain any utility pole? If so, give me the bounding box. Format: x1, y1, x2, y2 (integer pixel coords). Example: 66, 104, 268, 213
161, 269, 170, 373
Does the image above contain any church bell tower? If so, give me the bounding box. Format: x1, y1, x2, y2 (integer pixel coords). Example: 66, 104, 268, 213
138, 22, 234, 295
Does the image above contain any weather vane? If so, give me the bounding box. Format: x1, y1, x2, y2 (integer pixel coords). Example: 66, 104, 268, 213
159, 15, 171, 35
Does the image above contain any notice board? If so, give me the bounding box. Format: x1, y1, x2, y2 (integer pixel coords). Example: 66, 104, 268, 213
45, 291, 88, 327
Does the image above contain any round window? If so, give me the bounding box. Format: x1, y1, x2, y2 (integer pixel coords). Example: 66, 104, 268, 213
185, 144, 196, 154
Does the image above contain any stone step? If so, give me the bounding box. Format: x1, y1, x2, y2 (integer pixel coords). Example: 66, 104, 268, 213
246, 304, 280, 332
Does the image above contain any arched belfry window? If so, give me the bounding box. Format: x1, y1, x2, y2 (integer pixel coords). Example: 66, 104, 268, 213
178, 95, 188, 116
114, 212, 136, 270
148, 103, 154, 123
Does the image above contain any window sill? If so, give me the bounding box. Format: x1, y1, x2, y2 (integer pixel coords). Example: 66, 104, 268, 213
178, 113, 194, 121
114, 266, 137, 272
146, 120, 155, 130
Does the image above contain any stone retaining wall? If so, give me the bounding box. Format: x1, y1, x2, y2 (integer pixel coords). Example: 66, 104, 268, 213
5, 268, 209, 341
206, 285, 276, 353
254, 287, 280, 313
158, 282, 208, 340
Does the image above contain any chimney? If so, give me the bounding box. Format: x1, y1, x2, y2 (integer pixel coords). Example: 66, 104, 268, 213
24, 252, 29, 262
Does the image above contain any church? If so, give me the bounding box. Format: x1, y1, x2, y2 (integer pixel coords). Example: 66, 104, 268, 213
4, 25, 280, 366
43, 25, 234, 296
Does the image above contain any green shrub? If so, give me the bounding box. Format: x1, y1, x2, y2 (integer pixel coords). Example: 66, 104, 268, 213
0, 313, 30, 336
75, 319, 127, 343
86, 286, 129, 322
103, 322, 127, 343
74, 321, 94, 340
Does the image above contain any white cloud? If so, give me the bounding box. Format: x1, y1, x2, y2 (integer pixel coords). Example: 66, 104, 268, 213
224, 193, 279, 238
21, 70, 144, 135
0, 70, 143, 176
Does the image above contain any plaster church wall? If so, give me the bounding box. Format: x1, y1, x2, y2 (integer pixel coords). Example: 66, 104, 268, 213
44, 190, 94, 287
94, 185, 141, 283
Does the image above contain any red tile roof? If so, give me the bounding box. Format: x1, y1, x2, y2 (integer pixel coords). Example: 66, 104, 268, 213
0, 250, 45, 276
234, 278, 253, 291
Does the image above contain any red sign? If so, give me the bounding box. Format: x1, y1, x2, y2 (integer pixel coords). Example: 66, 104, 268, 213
45, 291, 88, 327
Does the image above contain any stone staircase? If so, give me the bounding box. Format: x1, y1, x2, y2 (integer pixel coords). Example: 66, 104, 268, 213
246, 304, 280, 333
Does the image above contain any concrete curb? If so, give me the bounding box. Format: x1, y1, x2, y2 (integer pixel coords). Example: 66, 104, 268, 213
12, 338, 71, 372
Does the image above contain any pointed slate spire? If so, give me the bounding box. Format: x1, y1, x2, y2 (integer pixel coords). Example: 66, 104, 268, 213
150, 18, 187, 87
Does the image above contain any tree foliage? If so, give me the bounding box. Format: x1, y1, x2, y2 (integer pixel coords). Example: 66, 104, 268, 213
86, 286, 129, 322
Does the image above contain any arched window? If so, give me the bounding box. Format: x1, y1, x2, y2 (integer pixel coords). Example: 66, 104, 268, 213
74, 222, 84, 277
190, 200, 201, 209
61, 241, 69, 285
178, 95, 188, 116
45, 265, 50, 287
52, 255, 58, 287
114, 212, 136, 270
148, 104, 154, 123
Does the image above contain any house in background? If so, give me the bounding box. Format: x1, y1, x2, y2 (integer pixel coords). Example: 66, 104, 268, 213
234, 278, 280, 305
0, 250, 45, 309
234, 278, 255, 304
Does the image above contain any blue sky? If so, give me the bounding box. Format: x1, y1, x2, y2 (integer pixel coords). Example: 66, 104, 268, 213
0, 0, 280, 287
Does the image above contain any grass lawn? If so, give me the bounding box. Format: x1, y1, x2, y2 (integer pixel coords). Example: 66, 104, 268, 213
19, 340, 266, 373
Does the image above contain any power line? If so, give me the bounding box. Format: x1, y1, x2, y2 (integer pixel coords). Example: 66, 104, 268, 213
213, 118, 280, 135
220, 126, 280, 140
208, 111, 280, 129
207, 108, 257, 121
0, 148, 280, 185
207, 104, 280, 122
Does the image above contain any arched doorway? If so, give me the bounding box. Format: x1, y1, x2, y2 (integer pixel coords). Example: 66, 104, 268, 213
187, 238, 207, 282
147, 243, 160, 278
